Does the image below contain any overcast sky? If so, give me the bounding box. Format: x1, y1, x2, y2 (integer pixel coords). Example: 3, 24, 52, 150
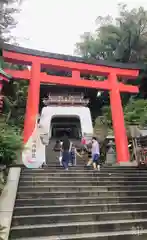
11, 0, 147, 55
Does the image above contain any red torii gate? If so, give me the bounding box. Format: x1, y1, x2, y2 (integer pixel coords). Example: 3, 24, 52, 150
3, 44, 140, 164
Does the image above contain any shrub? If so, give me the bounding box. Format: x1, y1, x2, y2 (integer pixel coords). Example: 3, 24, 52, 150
0, 121, 23, 166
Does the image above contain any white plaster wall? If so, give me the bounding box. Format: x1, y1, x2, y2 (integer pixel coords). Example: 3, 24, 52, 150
39, 106, 93, 138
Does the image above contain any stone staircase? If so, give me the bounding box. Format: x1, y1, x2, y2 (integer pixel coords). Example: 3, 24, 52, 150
9, 166, 147, 239
45, 139, 81, 165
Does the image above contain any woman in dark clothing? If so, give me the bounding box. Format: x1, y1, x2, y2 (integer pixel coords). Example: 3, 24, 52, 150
62, 134, 70, 170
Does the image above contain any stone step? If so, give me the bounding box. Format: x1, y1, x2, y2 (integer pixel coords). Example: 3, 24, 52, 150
17, 185, 147, 193
9, 219, 147, 239
21, 165, 140, 168
22, 166, 140, 169
16, 189, 147, 199
18, 180, 147, 187
20, 167, 146, 171
13, 202, 147, 216
22, 168, 147, 173
19, 176, 147, 181
21, 168, 147, 172
10, 230, 147, 240
10, 166, 147, 239
20, 172, 147, 178
11, 210, 147, 226
15, 196, 147, 206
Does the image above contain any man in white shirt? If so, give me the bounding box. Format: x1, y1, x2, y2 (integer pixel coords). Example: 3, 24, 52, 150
87, 137, 100, 171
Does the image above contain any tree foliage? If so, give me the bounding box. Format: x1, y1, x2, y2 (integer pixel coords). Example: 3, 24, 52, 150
0, 0, 21, 47
0, 0, 25, 166
99, 98, 147, 129
76, 4, 147, 129
0, 120, 23, 165
124, 98, 147, 126
76, 4, 147, 63
3, 80, 28, 129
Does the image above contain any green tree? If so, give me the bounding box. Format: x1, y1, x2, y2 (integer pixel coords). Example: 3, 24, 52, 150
0, 1, 21, 46
99, 98, 147, 128
124, 98, 147, 126
76, 4, 147, 126
0, 120, 23, 165
0, 1, 25, 168
0, 0, 27, 130
3, 80, 28, 130
76, 4, 147, 63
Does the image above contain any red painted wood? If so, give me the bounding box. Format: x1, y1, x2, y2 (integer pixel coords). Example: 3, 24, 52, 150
23, 62, 40, 144
72, 70, 80, 79
3, 50, 139, 77
0, 83, 3, 91
5, 69, 31, 80
41, 73, 111, 90
41, 74, 139, 93
109, 73, 130, 163
3, 50, 33, 65
0, 84, 3, 113
4, 69, 139, 93
118, 83, 139, 93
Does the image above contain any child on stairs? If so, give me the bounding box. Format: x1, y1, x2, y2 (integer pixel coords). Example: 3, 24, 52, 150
69, 143, 82, 166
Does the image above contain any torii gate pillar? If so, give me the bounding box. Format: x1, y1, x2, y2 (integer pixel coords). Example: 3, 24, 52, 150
109, 73, 129, 163
23, 62, 40, 143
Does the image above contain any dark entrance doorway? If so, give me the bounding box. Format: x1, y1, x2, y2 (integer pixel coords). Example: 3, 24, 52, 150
50, 116, 81, 140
